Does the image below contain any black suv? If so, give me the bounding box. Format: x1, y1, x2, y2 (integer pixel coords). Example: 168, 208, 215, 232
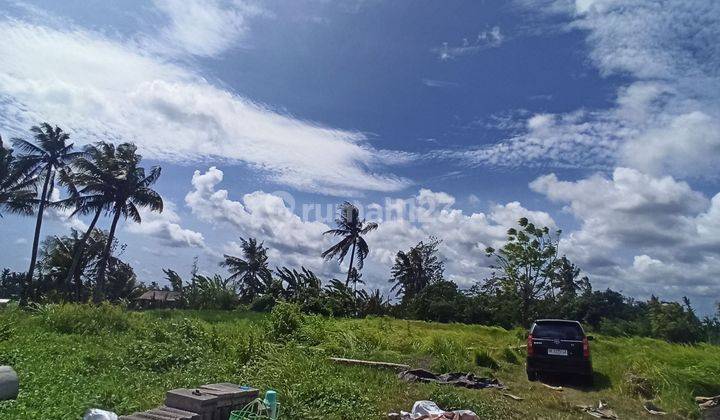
526, 319, 593, 384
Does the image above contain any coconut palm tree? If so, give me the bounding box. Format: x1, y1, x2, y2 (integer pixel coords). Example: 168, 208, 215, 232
322, 202, 378, 285
12, 124, 81, 305
221, 237, 273, 300
60, 142, 126, 300
0, 135, 36, 217
90, 143, 163, 302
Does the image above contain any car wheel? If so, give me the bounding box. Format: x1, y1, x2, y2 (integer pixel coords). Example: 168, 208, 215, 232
526, 370, 539, 381
582, 374, 594, 386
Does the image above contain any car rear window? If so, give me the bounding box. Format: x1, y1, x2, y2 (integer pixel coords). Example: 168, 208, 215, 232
532, 322, 584, 340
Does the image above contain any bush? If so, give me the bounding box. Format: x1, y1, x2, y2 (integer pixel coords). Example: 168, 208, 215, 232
474, 350, 499, 370
250, 295, 276, 312
126, 318, 213, 372
35, 303, 131, 335
269, 302, 303, 340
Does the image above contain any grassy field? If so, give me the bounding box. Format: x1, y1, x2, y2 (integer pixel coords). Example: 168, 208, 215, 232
0, 303, 719, 419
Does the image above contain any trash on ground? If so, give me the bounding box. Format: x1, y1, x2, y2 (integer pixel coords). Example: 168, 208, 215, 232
643, 401, 667, 415
83, 409, 118, 420
0, 365, 19, 401
389, 400, 479, 419
576, 400, 618, 419
501, 392, 524, 401
696, 395, 720, 409
541, 382, 563, 392
397, 369, 503, 390
330, 356, 411, 370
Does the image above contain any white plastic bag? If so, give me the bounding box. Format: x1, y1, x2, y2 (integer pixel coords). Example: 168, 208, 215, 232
83, 408, 118, 420
412, 400, 445, 416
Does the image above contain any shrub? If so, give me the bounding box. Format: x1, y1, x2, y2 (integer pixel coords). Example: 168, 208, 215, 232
474, 350, 499, 370
269, 302, 303, 340
250, 295, 276, 312
35, 303, 131, 335
126, 318, 212, 372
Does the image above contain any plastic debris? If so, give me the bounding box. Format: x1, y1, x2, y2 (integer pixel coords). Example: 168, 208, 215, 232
541, 383, 563, 392
502, 392, 524, 401
643, 401, 667, 416
83, 408, 118, 420
576, 400, 618, 419
696, 395, 720, 409
397, 369, 503, 390
392, 400, 479, 420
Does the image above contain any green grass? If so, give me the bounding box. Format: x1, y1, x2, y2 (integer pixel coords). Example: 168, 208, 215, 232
0, 304, 718, 419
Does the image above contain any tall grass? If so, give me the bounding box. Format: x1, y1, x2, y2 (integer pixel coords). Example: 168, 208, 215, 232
0, 304, 718, 419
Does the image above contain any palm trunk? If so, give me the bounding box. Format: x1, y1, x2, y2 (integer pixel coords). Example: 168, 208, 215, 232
21, 165, 52, 306
66, 208, 102, 302
346, 239, 357, 287
94, 205, 121, 303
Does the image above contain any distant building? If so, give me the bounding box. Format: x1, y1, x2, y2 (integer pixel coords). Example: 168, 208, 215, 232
135, 290, 182, 308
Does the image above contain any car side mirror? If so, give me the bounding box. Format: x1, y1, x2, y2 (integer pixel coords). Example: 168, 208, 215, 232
586, 335, 594, 341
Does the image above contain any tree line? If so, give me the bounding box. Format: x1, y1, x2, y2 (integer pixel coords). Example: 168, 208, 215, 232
2, 123, 719, 344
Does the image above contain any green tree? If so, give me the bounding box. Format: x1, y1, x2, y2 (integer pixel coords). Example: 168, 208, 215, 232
322, 202, 378, 284
0, 135, 36, 217
12, 124, 81, 305
221, 237, 272, 300
485, 217, 560, 326
61, 142, 127, 297
91, 143, 162, 302
389, 237, 444, 302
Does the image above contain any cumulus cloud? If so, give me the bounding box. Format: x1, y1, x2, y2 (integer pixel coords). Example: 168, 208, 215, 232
530, 168, 720, 302
450, 0, 720, 178
0, 20, 410, 196
185, 167, 556, 289
125, 201, 205, 248
185, 167, 336, 275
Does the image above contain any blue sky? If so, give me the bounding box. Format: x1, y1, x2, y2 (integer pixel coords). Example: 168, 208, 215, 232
1, 0, 719, 313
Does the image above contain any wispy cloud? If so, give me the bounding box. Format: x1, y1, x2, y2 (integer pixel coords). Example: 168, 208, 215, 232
421, 78, 459, 88
433, 26, 504, 61
149, 0, 267, 57
0, 19, 411, 196
447, 0, 720, 177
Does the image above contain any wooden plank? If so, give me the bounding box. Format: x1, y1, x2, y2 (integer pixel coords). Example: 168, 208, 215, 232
329, 357, 411, 370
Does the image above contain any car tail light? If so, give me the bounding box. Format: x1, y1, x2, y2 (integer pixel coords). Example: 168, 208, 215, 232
582, 337, 590, 358
527, 334, 534, 356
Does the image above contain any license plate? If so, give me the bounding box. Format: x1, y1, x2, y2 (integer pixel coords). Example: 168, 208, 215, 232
547, 348, 568, 356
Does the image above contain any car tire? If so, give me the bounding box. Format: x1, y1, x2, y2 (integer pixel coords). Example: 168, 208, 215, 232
582, 374, 593, 386
526, 370, 539, 381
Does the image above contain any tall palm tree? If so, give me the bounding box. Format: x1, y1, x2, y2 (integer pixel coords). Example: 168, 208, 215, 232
12, 124, 80, 305
60, 142, 125, 300
0, 135, 36, 217
322, 202, 378, 284
90, 143, 163, 302
221, 237, 272, 300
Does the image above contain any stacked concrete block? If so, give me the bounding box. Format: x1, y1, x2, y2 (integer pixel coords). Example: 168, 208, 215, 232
119, 383, 259, 420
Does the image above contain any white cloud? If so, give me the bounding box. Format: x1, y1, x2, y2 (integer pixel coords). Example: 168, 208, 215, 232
530, 168, 720, 302
0, 20, 410, 196
451, 0, 720, 178
433, 26, 504, 61
150, 0, 265, 57
185, 167, 337, 275
125, 201, 205, 248
185, 167, 557, 289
